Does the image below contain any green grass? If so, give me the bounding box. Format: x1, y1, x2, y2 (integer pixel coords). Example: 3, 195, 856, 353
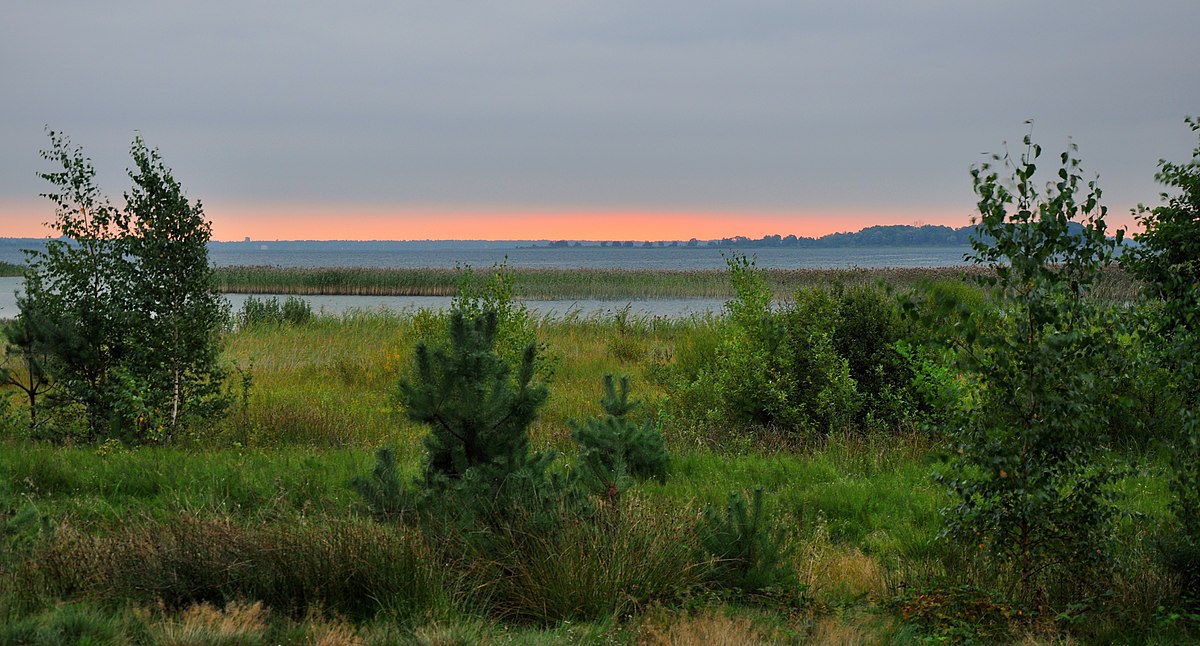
0, 305, 1191, 644
0, 261, 22, 277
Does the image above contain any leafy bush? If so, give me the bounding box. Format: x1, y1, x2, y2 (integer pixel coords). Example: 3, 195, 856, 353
665, 255, 853, 437
777, 287, 858, 434
828, 283, 920, 429
1124, 117, 1200, 604
449, 260, 551, 379
663, 255, 925, 439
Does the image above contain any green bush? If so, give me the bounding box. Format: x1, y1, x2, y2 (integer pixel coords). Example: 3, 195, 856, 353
777, 287, 858, 434
665, 255, 855, 437
1123, 118, 1200, 595
663, 256, 925, 439
829, 283, 921, 429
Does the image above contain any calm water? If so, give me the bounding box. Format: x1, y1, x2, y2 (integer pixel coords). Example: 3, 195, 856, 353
2, 239, 972, 271
0, 245, 971, 319
0, 277, 721, 320
204, 244, 972, 270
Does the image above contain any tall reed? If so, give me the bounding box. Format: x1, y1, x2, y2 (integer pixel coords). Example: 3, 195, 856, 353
211, 265, 1044, 300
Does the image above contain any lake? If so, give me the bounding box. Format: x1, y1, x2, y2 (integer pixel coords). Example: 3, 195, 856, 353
200, 244, 972, 270
0, 245, 972, 319
1, 239, 972, 271
0, 276, 725, 320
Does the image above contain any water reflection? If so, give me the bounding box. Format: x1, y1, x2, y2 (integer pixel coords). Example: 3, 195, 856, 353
0, 278, 720, 321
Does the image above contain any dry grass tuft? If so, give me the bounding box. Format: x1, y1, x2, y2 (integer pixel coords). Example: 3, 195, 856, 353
151, 600, 269, 645
410, 620, 491, 646
805, 613, 893, 645
799, 523, 888, 604
638, 609, 778, 646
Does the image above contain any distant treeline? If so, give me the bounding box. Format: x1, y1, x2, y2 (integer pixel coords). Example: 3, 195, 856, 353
1, 223, 1110, 268
544, 222, 1110, 249
543, 224, 977, 249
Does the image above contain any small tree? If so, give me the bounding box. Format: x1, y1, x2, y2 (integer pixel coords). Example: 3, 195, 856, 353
123, 136, 228, 439
0, 288, 56, 432
26, 130, 134, 440
21, 130, 227, 442
697, 487, 794, 594
401, 309, 549, 486
571, 375, 669, 508
936, 130, 1122, 609
354, 303, 578, 546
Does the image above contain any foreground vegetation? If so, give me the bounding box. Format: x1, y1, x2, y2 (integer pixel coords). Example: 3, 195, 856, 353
0, 280, 1196, 643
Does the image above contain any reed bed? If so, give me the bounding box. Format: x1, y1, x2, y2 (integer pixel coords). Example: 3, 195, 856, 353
0, 261, 22, 277
213, 265, 1033, 300
213, 266, 462, 296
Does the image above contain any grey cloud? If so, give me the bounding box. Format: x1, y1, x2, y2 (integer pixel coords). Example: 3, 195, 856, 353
2, 1, 1198, 222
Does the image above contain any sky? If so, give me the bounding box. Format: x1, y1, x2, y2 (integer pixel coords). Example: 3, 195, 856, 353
2, 1, 1198, 242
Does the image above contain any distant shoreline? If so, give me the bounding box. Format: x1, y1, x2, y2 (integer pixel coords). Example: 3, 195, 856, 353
0, 223, 980, 251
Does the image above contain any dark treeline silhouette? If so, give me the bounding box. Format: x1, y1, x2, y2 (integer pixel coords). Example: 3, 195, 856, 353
563, 224, 976, 249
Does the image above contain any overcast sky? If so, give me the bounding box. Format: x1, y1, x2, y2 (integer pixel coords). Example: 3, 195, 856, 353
2, 1, 1198, 240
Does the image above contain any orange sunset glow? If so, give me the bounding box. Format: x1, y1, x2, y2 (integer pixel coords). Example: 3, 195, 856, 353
1, 200, 978, 242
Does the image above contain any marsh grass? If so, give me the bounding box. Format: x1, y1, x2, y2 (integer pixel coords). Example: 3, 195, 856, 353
455, 495, 703, 623
0, 292, 1188, 643
146, 600, 270, 646
15, 513, 443, 621
213, 265, 1129, 301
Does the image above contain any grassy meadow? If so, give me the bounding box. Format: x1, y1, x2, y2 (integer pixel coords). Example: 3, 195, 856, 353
0, 269, 1193, 645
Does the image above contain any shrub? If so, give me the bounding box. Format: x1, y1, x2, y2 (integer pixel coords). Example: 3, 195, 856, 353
1123, 118, 1200, 576
663, 256, 925, 439
669, 255, 855, 437
777, 287, 858, 434
828, 283, 920, 429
